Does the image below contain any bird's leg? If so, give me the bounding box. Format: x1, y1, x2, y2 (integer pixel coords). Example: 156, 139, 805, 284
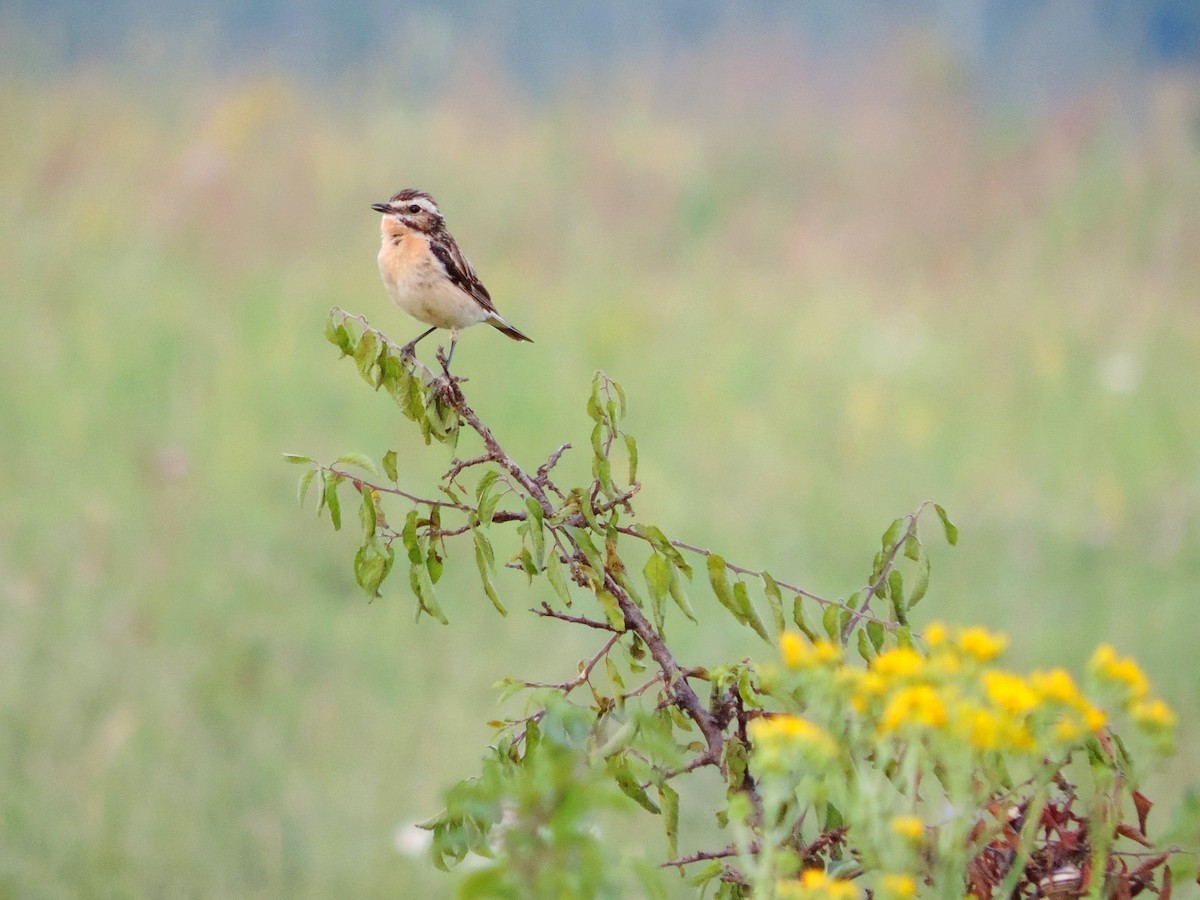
400, 326, 437, 358
444, 329, 460, 372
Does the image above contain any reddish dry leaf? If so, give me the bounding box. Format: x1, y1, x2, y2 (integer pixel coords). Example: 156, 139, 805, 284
1129, 853, 1170, 880
1161, 864, 1172, 900
1132, 791, 1152, 836
1116, 823, 1154, 848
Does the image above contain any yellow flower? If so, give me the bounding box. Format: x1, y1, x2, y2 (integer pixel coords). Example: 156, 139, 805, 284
963, 706, 1001, 750
1081, 703, 1107, 732
1131, 699, 1176, 731
891, 816, 923, 840
1029, 668, 1081, 705
1053, 715, 1082, 743
982, 671, 1039, 714
1090, 644, 1149, 700
779, 869, 861, 899
957, 627, 1007, 662
928, 650, 962, 676
873, 647, 925, 679
749, 715, 838, 761
840, 668, 886, 713
780, 631, 841, 669
881, 685, 947, 732
880, 874, 917, 898
925, 622, 948, 646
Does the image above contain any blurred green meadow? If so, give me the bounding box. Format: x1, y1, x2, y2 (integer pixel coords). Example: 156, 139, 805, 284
3, 33, 1200, 897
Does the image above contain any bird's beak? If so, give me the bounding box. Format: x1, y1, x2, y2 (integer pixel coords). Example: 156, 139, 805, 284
371, 202, 395, 215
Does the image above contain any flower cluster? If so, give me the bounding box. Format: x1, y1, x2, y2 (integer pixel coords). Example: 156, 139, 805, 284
1090, 643, 1176, 733
813, 624, 1135, 758
751, 622, 1176, 895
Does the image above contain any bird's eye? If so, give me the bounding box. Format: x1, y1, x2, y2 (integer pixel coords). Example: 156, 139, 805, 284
408, 204, 421, 214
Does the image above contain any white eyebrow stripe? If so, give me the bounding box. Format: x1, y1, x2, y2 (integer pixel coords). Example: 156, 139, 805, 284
411, 196, 440, 216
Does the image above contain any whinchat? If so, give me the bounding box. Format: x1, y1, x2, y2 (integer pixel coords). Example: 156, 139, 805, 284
371, 188, 532, 365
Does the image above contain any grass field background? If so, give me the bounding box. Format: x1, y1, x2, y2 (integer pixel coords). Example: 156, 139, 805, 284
3, 32, 1200, 896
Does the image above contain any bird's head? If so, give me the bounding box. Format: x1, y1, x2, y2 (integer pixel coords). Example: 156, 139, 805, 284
371, 189, 444, 234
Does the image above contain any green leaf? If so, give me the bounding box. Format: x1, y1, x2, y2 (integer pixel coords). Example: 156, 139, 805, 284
359, 489, 377, 539
518, 547, 537, 580
604, 655, 625, 691
335, 452, 379, 474
792, 597, 818, 641
324, 477, 342, 531
353, 541, 394, 598
546, 554, 572, 607
686, 861, 723, 888
325, 318, 353, 355
633, 525, 692, 579
643, 553, 672, 615
402, 510, 422, 564
822, 603, 841, 641
477, 479, 502, 527
296, 467, 317, 507
590, 422, 605, 461
474, 470, 499, 500
594, 456, 613, 497
857, 628, 873, 663
934, 503, 958, 545
881, 516, 905, 549
426, 548, 443, 584
472, 527, 507, 616
823, 803, 844, 831
904, 534, 921, 561
734, 580, 771, 642
579, 489, 602, 533
889, 572, 908, 626
382, 449, 399, 482
624, 434, 638, 483
353, 331, 378, 381
667, 565, 697, 623
706, 555, 741, 621
659, 783, 679, 862
524, 498, 546, 568
762, 572, 785, 634
613, 380, 628, 420
410, 561, 448, 624
866, 619, 885, 652
907, 554, 932, 609
612, 564, 646, 613
570, 527, 605, 580
595, 587, 624, 630
283, 453, 313, 464
641, 557, 666, 632
606, 755, 659, 814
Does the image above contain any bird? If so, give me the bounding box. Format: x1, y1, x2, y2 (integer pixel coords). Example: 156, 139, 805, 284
370, 188, 532, 368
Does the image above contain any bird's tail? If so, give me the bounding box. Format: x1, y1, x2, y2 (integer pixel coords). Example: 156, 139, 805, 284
487, 314, 534, 343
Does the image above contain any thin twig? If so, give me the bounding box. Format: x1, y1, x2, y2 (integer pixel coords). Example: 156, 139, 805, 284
534, 603, 620, 632
661, 847, 740, 868
840, 501, 931, 641
523, 632, 622, 695
444, 454, 491, 486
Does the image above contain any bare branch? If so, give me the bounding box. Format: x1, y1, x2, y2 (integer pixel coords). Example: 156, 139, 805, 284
522, 632, 622, 695
661, 847, 740, 868
534, 603, 620, 632
444, 454, 491, 486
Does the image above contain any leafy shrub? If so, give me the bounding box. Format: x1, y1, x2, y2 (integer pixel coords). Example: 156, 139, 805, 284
291, 309, 1184, 898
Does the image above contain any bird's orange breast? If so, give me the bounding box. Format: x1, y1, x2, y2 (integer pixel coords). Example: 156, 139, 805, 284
378, 229, 431, 285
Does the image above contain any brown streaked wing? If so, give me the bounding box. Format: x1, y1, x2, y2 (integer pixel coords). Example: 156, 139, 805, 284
429, 235, 499, 315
